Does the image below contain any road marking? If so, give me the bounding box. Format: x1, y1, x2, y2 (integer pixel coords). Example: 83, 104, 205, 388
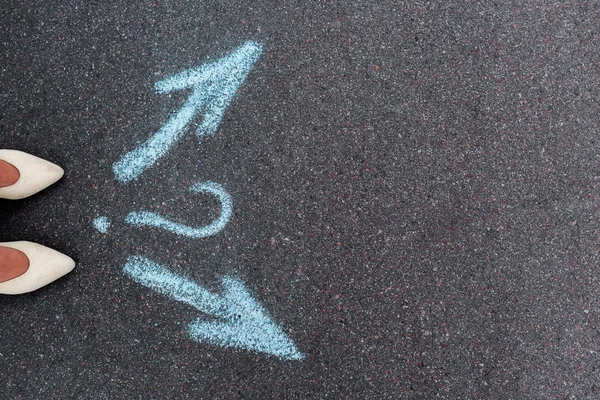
124, 255, 304, 360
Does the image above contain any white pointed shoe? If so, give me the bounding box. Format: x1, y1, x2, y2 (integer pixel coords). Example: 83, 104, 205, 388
0, 150, 64, 200
0, 241, 75, 295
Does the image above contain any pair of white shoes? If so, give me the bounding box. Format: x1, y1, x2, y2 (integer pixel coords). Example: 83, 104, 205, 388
0, 150, 75, 295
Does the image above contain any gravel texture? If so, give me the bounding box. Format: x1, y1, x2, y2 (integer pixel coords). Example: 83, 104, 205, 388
1, 1, 600, 398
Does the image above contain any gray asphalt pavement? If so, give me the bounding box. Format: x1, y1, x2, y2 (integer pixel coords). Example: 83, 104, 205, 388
2, 1, 600, 398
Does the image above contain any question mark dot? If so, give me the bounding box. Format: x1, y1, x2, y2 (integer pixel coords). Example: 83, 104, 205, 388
93, 216, 111, 234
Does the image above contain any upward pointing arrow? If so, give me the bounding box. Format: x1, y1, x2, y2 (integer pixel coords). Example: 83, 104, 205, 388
123, 256, 304, 360
113, 41, 263, 183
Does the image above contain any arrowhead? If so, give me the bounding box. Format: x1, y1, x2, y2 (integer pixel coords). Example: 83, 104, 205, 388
187, 276, 305, 360
155, 41, 263, 137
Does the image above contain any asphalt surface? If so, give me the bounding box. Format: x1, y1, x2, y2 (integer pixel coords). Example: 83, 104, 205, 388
2, 1, 600, 398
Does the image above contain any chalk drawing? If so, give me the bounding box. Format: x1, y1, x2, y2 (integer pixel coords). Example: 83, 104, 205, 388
95, 41, 303, 360
125, 181, 232, 238
124, 255, 304, 360
113, 41, 263, 183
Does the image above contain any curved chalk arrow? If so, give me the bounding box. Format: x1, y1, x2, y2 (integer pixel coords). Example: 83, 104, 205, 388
124, 255, 304, 360
113, 41, 263, 183
126, 181, 232, 238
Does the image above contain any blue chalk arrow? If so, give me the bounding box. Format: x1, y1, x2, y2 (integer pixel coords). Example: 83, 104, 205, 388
123, 256, 304, 360
113, 41, 263, 183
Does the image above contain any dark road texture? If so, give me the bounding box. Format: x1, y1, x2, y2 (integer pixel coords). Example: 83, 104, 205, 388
2, 1, 600, 398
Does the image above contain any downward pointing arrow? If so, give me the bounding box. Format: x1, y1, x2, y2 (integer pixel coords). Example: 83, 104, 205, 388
123, 256, 304, 360
113, 41, 263, 183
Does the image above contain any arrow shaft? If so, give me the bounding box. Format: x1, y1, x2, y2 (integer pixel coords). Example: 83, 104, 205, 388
113, 89, 205, 183
123, 256, 224, 316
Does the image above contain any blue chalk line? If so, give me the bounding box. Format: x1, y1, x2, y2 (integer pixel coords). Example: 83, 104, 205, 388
123, 255, 304, 360
113, 41, 263, 183
125, 181, 232, 238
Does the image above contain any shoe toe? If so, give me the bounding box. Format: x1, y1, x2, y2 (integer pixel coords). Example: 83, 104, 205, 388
0, 241, 75, 295
0, 150, 64, 200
